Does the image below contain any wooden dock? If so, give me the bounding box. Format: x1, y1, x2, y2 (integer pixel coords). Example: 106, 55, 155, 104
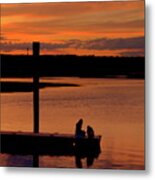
0, 131, 101, 157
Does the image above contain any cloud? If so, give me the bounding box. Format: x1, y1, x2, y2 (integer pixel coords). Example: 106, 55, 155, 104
2, 1, 144, 37
1, 42, 32, 52
1, 36, 144, 54
119, 50, 144, 57
96, 19, 144, 30
83, 36, 144, 50
41, 42, 69, 50
1, 1, 144, 18
3, 18, 144, 37
1, 2, 144, 56
0, 35, 20, 42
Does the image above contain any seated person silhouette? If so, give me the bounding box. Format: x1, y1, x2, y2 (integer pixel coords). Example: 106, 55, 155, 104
87, 125, 95, 138
75, 119, 85, 138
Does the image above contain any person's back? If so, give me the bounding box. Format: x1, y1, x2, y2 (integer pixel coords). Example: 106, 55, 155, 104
75, 119, 85, 138
87, 125, 95, 138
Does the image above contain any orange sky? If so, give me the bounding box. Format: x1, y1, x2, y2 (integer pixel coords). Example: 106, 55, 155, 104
1, 1, 144, 56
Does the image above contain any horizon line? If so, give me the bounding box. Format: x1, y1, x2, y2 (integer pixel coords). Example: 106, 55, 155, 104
0, 53, 145, 58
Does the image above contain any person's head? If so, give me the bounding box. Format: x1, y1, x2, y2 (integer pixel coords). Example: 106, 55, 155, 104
77, 119, 83, 128
79, 119, 83, 123
87, 125, 91, 130
79, 118, 83, 125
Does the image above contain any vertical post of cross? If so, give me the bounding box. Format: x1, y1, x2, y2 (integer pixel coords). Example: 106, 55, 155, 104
33, 42, 40, 134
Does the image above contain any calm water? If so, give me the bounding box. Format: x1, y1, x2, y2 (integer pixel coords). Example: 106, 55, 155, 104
0, 77, 144, 169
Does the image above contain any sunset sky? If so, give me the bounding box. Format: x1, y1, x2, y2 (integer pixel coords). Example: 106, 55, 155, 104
1, 0, 144, 56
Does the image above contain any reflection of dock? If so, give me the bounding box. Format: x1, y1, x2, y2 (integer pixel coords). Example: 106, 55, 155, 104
0, 131, 101, 157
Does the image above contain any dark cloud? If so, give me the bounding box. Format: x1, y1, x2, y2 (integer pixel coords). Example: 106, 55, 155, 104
1, 42, 32, 52
1, 36, 144, 53
41, 42, 69, 50
119, 50, 145, 57
41, 39, 82, 50
83, 37, 144, 50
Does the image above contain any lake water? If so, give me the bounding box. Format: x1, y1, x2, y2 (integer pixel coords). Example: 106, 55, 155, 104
0, 77, 144, 169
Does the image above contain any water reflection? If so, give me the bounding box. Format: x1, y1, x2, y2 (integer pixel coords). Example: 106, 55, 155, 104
1, 140, 101, 168
33, 155, 39, 167
74, 144, 101, 168
2, 153, 99, 168
75, 155, 95, 168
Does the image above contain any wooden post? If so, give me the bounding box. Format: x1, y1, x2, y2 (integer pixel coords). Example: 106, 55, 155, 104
33, 42, 40, 134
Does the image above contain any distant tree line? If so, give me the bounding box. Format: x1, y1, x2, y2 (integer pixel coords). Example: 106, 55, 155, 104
0, 55, 145, 79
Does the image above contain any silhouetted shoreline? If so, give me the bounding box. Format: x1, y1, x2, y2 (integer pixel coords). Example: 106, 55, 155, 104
1, 81, 79, 93
1, 55, 145, 79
